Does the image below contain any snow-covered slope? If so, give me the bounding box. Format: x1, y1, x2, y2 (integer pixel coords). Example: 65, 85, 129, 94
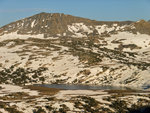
0, 12, 150, 89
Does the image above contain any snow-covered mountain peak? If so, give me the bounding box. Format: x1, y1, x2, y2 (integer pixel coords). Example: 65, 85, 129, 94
0, 12, 135, 37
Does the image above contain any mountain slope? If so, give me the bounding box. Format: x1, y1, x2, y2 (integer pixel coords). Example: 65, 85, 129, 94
0, 12, 150, 88
0, 12, 133, 37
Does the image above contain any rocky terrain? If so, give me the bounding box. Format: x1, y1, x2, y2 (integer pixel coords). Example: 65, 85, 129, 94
0, 12, 150, 88
0, 84, 150, 113
0, 12, 150, 112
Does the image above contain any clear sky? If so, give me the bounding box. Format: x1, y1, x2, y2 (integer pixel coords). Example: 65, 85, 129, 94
0, 0, 150, 27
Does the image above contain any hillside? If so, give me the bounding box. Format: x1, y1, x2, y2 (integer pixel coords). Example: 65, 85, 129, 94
0, 12, 150, 88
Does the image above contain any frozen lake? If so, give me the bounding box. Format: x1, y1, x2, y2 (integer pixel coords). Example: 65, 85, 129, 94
35, 84, 133, 90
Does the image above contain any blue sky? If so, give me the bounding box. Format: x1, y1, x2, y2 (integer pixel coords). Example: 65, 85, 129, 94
0, 0, 150, 27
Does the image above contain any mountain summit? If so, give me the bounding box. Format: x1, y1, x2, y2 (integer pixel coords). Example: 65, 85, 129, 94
0, 12, 134, 37
1, 12, 150, 38
0, 12, 96, 36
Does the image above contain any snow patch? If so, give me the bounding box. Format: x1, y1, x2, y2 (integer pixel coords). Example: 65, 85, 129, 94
31, 20, 36, 28
0, 84, 39, 96
0, 32, 44, 42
